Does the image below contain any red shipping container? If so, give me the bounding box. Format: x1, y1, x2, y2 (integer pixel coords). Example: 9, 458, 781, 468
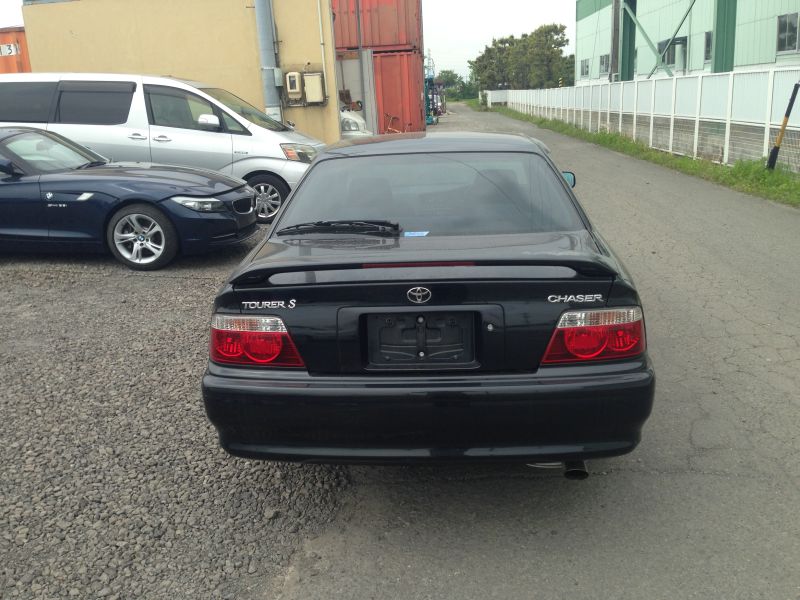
373, 51, 424, 134
332, 0, 422, 51
0, 27, 32, 75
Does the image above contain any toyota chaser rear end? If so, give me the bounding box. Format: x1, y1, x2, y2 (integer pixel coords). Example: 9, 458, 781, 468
202, 133, 655, 465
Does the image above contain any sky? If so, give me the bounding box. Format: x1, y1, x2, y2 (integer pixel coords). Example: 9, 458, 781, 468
422, 0, 576, 77
0, 0, 23, 28
0, 0, 575, 77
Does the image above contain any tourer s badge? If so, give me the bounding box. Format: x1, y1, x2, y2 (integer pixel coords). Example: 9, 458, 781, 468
547, 294, 603, 303
242, 300, 296, 309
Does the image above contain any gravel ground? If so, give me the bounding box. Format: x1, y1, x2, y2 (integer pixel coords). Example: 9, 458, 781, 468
0, 239, 347, 599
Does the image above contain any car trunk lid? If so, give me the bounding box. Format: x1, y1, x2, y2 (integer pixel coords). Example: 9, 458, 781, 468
219, 232, 617, 374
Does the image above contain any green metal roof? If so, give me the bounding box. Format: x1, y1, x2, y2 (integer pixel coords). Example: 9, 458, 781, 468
577, 0, 613, 21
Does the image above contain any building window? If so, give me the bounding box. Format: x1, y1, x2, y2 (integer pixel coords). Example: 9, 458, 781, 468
657, 37, 687, 68
657, 40, 676, 66
580, 58, 590, 78
777, 13, 799, 53
599, 54, 610, 74
705, 31, 713, 62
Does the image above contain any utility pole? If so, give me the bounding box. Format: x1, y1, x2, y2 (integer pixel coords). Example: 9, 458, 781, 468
611, 0, 621, 81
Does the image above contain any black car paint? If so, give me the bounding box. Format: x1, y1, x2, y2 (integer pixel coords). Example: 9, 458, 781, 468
202, 132, 655, 464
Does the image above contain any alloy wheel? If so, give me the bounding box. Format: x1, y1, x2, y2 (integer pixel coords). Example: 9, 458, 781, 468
254, 183, 282, 219
113, 214, 165, 265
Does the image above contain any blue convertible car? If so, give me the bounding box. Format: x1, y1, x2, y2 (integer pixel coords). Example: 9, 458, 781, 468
0, 127, 258, 270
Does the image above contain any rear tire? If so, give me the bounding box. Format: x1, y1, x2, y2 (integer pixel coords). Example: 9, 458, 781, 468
248, 174, 290, 224
106, 204, 178, 271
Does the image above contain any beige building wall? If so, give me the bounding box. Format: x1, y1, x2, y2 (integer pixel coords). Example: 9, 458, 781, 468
22, 0, 340, 144
273, 0, 340, 144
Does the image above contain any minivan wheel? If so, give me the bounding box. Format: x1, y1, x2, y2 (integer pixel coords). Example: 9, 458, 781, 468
248, 174, 290, 224
106, 204, 178, 270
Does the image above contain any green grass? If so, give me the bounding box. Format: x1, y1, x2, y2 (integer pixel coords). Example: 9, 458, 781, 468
464, 97, 487, 112
476, 104, 799, 207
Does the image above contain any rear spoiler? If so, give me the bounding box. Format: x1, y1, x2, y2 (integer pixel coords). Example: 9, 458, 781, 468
231, 258, 619, 287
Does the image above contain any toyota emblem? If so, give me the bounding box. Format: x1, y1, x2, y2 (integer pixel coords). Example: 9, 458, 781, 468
407, 287, 432, 304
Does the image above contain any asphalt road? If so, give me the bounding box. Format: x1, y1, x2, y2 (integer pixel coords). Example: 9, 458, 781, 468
274, 105, 800, 600
1, 103, 799, 599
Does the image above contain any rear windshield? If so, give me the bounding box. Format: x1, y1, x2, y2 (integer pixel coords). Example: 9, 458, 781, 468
278, 152, 585, 236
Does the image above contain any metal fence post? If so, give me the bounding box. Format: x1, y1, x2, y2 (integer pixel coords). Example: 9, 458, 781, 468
693, 74, 703, 158
619, 81, 624, 132
669, 77, 677, 153
723, 72, 734, 164
633, 80, 639, 141
649, 80, 656, 147
607, 84, 612, 131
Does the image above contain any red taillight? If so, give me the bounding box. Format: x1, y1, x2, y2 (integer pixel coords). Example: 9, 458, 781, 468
210, 315, 305, 367
541, 307, 645, 364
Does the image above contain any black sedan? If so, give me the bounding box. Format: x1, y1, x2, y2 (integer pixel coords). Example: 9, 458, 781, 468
0, 127, 257, 270
202, 132, 655, 476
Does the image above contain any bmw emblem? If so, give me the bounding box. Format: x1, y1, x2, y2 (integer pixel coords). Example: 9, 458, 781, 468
407, 287, 432, 304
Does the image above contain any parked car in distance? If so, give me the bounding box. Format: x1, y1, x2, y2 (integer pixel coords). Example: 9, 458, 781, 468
339, 110, 373, 139
0, 73, 325, 223
202, 132, 655, 475
0, 127, 258, 270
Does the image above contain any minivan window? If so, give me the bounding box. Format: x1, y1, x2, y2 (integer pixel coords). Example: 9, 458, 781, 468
0, 82, 57, 122
146, 86, 219, 131
54, 81, 135, 125
279, 152, 585, 236
221, 111, 248, 134
201, 87, 288, 132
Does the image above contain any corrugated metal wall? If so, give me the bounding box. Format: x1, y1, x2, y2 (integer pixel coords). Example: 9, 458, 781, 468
332, 0, 424, 133
332, 0, 421, 51
575, 0, 800, 82
373, 51, 424, 133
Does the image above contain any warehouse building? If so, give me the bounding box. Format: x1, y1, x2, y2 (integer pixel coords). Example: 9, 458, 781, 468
576, 0, 800, 83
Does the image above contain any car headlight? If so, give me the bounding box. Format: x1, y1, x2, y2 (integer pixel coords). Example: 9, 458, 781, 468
341, 119, 360, 132
281, 143, 317, 163
171, 196, 225, 212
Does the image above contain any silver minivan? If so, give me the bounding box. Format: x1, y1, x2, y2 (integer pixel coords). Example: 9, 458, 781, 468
0, 73, 326, 222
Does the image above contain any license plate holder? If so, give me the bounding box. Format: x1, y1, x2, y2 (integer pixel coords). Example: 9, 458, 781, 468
366, 311, 476, 370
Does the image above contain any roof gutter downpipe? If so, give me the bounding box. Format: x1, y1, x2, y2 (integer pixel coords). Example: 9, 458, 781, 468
317, 0, 330, 103
255, 0, 283, 122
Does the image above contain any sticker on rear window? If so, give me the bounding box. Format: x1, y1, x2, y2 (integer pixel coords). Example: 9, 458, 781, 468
403, 231, 429, 237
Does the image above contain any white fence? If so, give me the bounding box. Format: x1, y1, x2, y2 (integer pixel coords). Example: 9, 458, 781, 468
485, 68, 800, 172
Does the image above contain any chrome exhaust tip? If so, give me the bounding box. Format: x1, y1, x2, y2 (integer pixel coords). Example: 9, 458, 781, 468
563, 460, 589, 480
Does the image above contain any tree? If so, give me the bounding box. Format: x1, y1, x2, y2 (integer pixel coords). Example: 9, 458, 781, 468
469, 24, 574, 90
435, 69, 478, 100
436, 69, 463, 91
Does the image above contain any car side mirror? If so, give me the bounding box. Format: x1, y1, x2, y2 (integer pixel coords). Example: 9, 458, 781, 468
562, 171, 576, 188
0, 158, 21, 177
197, 114, 221, 130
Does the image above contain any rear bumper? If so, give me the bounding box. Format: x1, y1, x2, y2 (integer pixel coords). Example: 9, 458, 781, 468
202, 358, 655, 464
